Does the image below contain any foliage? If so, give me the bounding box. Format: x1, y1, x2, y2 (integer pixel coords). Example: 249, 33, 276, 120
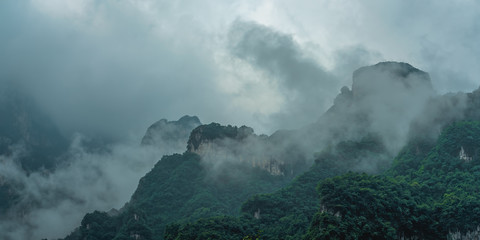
305, 121, 480, 239
68, 120, 480, 240
72, 148, 288, 240
165, 135, 388, 240
305, 173, 437, 239
164, 216, 252, 240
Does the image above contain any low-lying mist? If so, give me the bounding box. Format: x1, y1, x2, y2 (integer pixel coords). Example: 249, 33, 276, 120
0, 134, 181, 240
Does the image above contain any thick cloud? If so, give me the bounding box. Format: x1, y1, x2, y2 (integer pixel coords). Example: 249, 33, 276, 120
2, 0, 479, 138
228, 20, 341, 129
0, 1, 227, 139
0, 134, 180, 240
266, 0, 480, 93
1, 1, 480, 239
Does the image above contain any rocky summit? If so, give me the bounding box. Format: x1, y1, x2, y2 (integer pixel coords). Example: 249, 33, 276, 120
57, 62, 480, 240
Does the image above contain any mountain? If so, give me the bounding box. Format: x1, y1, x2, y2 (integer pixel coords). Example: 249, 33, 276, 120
0, 82, 69, 214
305, 121, 480, 239
66, 123, 295, 240
141, 115, 201, 152
334, 62, 432, 137
187, 123, 308, 176
164, 133, 389, 240
164, 122, 480, 240
0, 83, 68, 172
64, 62, 480, 240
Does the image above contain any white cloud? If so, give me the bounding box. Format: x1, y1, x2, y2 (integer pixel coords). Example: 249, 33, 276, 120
0, 134, 178, 239
1, 1, 480, 239
1, 0, 477, 137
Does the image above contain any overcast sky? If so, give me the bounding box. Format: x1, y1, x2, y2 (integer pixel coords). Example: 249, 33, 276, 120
1, 0, 479, 138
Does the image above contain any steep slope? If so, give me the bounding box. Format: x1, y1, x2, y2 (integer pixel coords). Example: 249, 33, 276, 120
162, 63, 480, 240
0, 83, 68, 172
165, 122, 480, 240
188, 123, 309, 177
296, 62, 436, 174
0, 83, 69, 214
315, 62, 434, 143
68, 123, 294, 240
306, 121, 480, 239
63, 62, 480, 240
165, 135, 388, 240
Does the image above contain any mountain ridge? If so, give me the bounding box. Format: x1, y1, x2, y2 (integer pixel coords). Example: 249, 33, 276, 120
63, 62, 480, 240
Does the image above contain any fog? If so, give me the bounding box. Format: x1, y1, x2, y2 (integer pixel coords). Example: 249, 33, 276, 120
228, 20, 340, 129
0, 134, 182, 240
1, 1, 480, 239
1, 1, 479, 137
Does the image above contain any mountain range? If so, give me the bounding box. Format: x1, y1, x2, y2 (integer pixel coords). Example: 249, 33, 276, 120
2, 62, 480, 239
63, 62, 480, 240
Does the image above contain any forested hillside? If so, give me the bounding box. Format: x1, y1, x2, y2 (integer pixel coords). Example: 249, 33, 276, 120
163, 122, 480, 240
63, 62, 480, 240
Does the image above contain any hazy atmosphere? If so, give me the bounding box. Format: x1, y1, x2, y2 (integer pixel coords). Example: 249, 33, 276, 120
1, 1, 480, 240
1, 0, 479, 138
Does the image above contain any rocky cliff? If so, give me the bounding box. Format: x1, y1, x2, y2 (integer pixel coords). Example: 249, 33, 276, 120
186, 123, 291, 176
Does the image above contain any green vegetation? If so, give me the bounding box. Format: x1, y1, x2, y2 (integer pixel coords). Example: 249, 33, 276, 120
67, 121, 480, 240
72, 148, 289, 239
163, 121, 480, 240
305, 173, 437, 239
165, 135, 388, 240
305, 121, 480, 239
164, 216, 253, 240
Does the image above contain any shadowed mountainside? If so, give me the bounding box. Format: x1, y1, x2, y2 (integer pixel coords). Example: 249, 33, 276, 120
64, 62, 480, 240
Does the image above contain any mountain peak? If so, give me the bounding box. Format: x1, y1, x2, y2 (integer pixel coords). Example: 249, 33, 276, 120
352, 61, 433, 101
186, 123, 254, 152
141, 115, 201, 151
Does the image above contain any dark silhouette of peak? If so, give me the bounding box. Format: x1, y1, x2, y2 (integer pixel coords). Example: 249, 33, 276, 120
354, 61, 429, 79
62, 62, 480, 240
187, 123, 254, 152
325, 62, 434, 116
177, 115, 201, 127
309, 62, 438, 163
352, 61, 433, 101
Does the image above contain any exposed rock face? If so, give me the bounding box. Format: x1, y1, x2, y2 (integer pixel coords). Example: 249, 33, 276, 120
186, 123, 303, 176
325, 62, 434, 122
324, 67, 480, 173
298, 62, 438, 173
141, 115, 201, 152
351, 62, 433, 101
316, 62, 435, 153
187, 123, 253, 153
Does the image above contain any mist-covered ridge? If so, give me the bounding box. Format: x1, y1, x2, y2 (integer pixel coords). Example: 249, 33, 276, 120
1, 60, 480, 240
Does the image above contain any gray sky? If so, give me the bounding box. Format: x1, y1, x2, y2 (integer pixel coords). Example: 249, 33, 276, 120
1, 2, 480, 239
1, 0, 479, 138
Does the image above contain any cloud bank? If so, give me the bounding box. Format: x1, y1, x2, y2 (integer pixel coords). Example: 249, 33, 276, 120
1, 1, 480, 239
2, 0, 479, 137
0, 134, 179, 240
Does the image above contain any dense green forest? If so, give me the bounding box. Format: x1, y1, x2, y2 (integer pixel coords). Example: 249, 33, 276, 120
65, 120, 480, 239
65, 124, 296, 240
160, 121, 480, 240
63, 63, 480, 240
